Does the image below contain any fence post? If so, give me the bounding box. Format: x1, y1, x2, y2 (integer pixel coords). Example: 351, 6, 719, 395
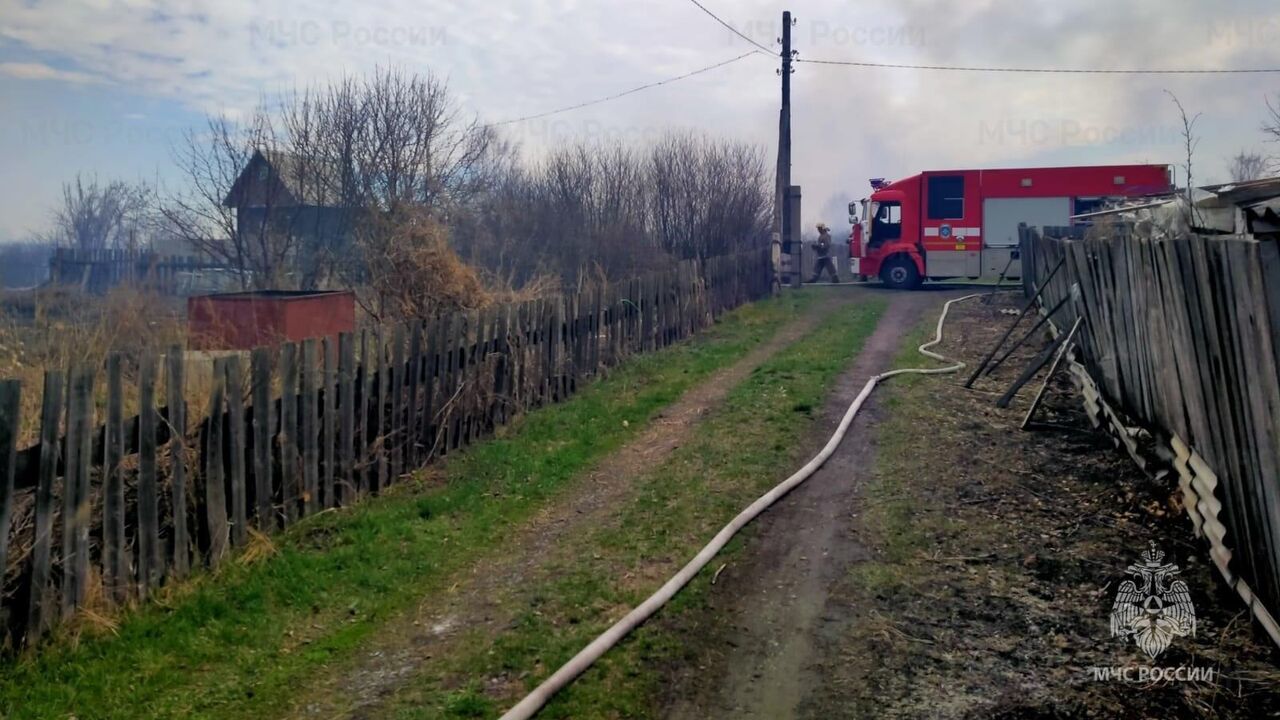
0, 381, 20, 625
338, 333, 355, 506
103, 355, 126, 603
280, 342, 299, 525
204, 358, 229, 565
322, 337, 336, 508
251, 348, 273, 529
301, 339, 319, 516
27, 371, 63, 642
166, 347, 190, 579
226, 356, 247, 546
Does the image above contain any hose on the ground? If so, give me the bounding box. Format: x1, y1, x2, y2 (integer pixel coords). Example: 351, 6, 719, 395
499, 292, 987, 720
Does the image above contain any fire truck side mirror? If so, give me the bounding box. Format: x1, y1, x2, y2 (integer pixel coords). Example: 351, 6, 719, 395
847, 201, 858, 216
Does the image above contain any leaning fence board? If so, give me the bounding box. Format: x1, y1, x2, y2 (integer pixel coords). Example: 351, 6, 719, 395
251, 348, 273, 529
301, 339, 319, 516
204, 358, 229, 566
62, 368, 93, 616
102, 356, 125, 603
375, 328, 388, 492
389, 325, 405, 479
167, 347, 190, 579
226, 356, 247, 547
280, 342, 299, 525
0, 381, 20, 613
338, 333, 355, 506
406, 323, 422, 467
322, 338, 336, 509
26, 371, 63, 642
137, 356, 161, 594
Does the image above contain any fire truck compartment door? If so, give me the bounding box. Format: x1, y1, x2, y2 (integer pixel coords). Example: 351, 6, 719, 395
982, 197, 1071, 279
924, 250, 980, 278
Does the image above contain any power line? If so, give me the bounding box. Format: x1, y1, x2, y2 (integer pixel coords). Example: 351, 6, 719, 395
485, 51, 763, 128
684, 0, 774, 54
795, 57, 1280, 74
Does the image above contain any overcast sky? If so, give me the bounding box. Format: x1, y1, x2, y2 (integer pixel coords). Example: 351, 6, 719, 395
1, 0, 1278, 242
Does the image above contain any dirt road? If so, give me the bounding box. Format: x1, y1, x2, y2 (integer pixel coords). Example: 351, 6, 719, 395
664, 286, 960, 719
664, 290, 1280, 719
289, 290, 865, 718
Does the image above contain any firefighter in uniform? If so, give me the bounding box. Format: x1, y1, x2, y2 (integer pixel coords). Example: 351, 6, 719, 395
808, 223, 840, 284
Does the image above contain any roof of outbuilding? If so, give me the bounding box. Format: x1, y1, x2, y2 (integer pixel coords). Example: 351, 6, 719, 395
223, 149, 345, 208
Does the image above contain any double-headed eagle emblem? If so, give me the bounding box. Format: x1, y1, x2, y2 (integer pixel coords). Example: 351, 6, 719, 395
1110, 542, 1196, 659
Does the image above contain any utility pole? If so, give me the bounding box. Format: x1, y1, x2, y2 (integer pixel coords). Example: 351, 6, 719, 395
774, 11, 799, 288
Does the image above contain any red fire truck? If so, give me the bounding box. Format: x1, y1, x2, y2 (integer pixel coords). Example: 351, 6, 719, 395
847, 164, 1173, 289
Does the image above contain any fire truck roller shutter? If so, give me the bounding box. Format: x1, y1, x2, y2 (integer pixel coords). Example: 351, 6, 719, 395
981, 197, 1071, 280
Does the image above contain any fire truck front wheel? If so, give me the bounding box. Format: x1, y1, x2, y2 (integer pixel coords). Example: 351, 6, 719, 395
881, 256, 922, 290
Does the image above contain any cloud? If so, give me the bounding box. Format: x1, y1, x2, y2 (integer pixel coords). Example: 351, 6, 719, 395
0, 61, 101, 84
1, 0, 1279, 237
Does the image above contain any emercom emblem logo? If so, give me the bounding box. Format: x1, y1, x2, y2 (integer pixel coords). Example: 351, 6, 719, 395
1109, 542, 1197, 659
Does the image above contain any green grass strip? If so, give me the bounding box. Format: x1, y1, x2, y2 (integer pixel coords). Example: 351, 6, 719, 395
0, 292, 815, 720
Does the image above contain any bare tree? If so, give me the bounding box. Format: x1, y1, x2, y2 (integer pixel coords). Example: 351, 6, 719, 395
163, 68, 501, 292
1265, 95, 1280, 145
452, 132, 770, 285
1228, 150, 1268, 182
160, 109, 296, 288
49, 175, 151, 252
1165, 90, 1202, 228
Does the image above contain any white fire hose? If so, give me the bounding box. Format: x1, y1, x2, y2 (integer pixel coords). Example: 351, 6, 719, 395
500, 292, 986, 720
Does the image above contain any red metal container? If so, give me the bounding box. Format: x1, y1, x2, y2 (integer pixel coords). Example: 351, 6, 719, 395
187, 290, 356, 350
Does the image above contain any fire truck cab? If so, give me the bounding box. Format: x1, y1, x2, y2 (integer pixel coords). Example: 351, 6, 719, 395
848, 164, 1172, 289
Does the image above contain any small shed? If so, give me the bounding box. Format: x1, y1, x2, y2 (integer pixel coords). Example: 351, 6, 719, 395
187, 290, 356, 350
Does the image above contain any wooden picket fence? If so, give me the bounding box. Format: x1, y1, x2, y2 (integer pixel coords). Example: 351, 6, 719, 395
49, 248, 231, 295
0, 249, 771, 648
1022, 226, 1280, 647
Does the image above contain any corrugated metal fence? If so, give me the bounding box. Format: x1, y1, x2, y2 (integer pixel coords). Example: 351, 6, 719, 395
1021, 225, 1280, 646
0, 249, 770, 649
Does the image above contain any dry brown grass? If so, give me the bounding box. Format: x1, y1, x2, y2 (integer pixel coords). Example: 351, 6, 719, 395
359, 208, 491, 322
0, 285, 187, 446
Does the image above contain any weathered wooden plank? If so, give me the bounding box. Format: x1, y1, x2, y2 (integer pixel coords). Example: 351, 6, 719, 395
0, 381, 20, 616
61, 367, 93, 616
301, 338, 319, 515
204, 358, 229, 565
1228, 239, 1280, 608
359, 329, 373, 496
102, 355, 126, 603
58, 369, 78, 616
420, 316, 440, 459
167, 346, 190, 579
469, 308, 486, 441
406, 322, 422, 467
136, 356, 160, 595
27, 371, 63, 641
375, 328, 388, 492
592, 286, 603, 373
280, 342, 299, 525
1188, 238, 1258, 587
225, 356, 247, 547
1216, 239, 1280, 607
442, 314, 461, 451
251, 348, 273, 529
322, 337, 336, 508
389, 324, 405, 479
338, 332, 356, 506
493, 304, 512, 428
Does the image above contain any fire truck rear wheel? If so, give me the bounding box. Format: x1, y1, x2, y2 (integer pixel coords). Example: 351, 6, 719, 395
881, 257, 921, 290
